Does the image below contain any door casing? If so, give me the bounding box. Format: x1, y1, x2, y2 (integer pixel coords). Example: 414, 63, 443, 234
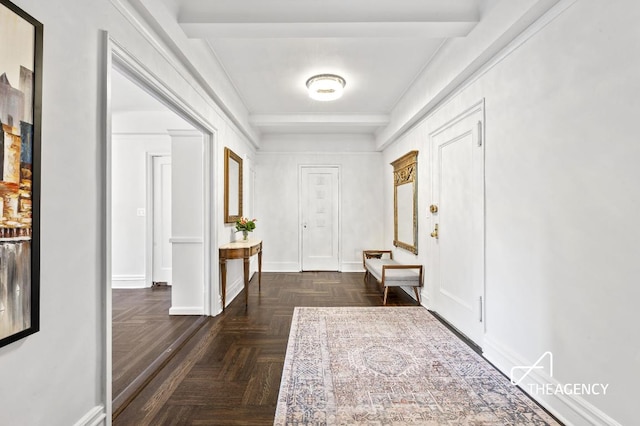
299, 165, 341, 271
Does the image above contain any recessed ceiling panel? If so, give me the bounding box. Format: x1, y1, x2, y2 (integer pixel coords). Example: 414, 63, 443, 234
208, 37, 445, 114
169, 0, 483, 135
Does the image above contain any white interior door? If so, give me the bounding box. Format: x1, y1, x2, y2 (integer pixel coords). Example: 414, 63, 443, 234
301, 166, 340, 271
430, 106, 485, 345
152, 155, 172, 284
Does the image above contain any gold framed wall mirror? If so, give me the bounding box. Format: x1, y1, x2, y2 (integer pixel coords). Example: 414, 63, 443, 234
224, 147, 243, 223
392, 151, 418, 254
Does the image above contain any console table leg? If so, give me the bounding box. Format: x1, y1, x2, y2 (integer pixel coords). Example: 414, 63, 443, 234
220, 259, 227, 311
413, 287, 421, 304
258, 250, 263, 290
243, 257, 250, 307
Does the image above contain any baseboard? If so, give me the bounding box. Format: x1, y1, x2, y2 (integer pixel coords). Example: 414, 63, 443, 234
223, 275, 244, 308
263, 262, 367, 273
111, 274, 147, 289
169, 306, 204, 315
483, 335, 622, 426
73, 405, 106, 426
420, 292, 432, 310
340, 261, 365, 273
399, 285, 421, 301
263, 262, 300, 272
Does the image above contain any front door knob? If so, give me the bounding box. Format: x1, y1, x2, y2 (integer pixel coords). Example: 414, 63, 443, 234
430, 223, 439, 239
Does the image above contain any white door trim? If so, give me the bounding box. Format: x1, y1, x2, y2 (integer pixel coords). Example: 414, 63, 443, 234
298, 165, 341, 271
145, 152, 171, 288
430, 99, 486, 139
102, 34, 114, 425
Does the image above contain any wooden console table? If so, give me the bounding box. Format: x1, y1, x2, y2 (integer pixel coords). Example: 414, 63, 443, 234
219, 239, 263, 310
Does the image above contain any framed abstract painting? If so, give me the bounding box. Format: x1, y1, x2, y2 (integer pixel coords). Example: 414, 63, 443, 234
0, 0, 42, 348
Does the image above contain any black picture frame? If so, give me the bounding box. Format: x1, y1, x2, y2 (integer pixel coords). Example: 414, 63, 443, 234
0, 0, 42, 348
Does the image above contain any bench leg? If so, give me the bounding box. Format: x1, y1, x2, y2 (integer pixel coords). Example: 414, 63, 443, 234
383, 287, 389, 305
413, 287, 421, 305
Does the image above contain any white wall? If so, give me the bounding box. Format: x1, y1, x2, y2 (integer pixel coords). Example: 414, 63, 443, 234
111, 134, 170, 288
383, 0, 639, 424
376, 0, 562, 149
381, 123, 430, 301
170, 130, 205, 314
0, 0, 255, 424
0, 1, 134, 424
216, 124, 257, 308
111, 109, 193, 289
111, 103, 256, 314
256, 136, 384, 272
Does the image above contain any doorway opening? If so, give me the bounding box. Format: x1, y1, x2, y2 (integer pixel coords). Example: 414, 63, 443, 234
104, 38, 216, 420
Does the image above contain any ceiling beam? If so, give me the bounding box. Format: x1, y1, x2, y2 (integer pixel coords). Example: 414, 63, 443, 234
181, 22, 478, 39
178, 0, 480, 38
250, 114, 390, 128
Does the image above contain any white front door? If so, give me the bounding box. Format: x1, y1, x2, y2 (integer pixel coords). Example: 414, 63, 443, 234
301, 166, 340, 271
152, 155, 172, 284
430, 104, 485, 345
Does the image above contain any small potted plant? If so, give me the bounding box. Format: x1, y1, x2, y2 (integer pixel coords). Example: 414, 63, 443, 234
235, 217, 256, 241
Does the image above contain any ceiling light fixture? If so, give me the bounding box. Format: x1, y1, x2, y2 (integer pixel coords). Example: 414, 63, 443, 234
306, 74, 346, 101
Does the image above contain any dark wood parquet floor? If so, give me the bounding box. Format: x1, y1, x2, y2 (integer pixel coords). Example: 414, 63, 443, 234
114, 271, 419, 425
112, 287, 204, 415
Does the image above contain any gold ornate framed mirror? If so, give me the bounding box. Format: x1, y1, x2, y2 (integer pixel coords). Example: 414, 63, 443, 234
392, 151, 418, 254
224, 147, 243, 223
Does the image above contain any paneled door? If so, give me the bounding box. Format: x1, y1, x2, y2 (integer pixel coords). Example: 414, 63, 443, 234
430, 103, 485, 345
300, 166, 340, 271
152, 155, 172, 284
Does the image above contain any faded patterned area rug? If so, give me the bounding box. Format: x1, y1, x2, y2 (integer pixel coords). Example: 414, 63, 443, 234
274, 307, 558, 425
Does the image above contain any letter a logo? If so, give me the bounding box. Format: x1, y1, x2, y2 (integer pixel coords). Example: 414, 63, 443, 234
510, 352, 553, 386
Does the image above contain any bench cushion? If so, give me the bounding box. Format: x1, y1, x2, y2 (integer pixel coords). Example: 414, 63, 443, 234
365, 258, 421, 286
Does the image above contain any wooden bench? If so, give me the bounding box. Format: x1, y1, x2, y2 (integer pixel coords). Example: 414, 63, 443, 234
362, 250, 423, 305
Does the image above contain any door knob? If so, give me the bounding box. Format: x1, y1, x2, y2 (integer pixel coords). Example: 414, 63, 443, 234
430, 223, 439, 239
430, 204, 438, 214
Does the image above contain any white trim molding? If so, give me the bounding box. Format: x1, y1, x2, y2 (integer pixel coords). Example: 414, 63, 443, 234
419, 290, 432, 310
169, 306, 204, 315
223, 275, 244, 309
263, 262, 300, 273
169, 236, 204, 244
167, 129, 202, 138
111, 274, 147, 289
73, 405, 107, 426
341, 261, 365, 273
483, 336, 623, 426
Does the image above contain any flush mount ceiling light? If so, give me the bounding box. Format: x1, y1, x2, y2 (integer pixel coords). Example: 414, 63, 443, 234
306, 74, 346, 101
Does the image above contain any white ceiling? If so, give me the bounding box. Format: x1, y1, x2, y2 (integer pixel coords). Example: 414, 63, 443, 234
207, 37, 447, 115
121, 0, 489, 138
